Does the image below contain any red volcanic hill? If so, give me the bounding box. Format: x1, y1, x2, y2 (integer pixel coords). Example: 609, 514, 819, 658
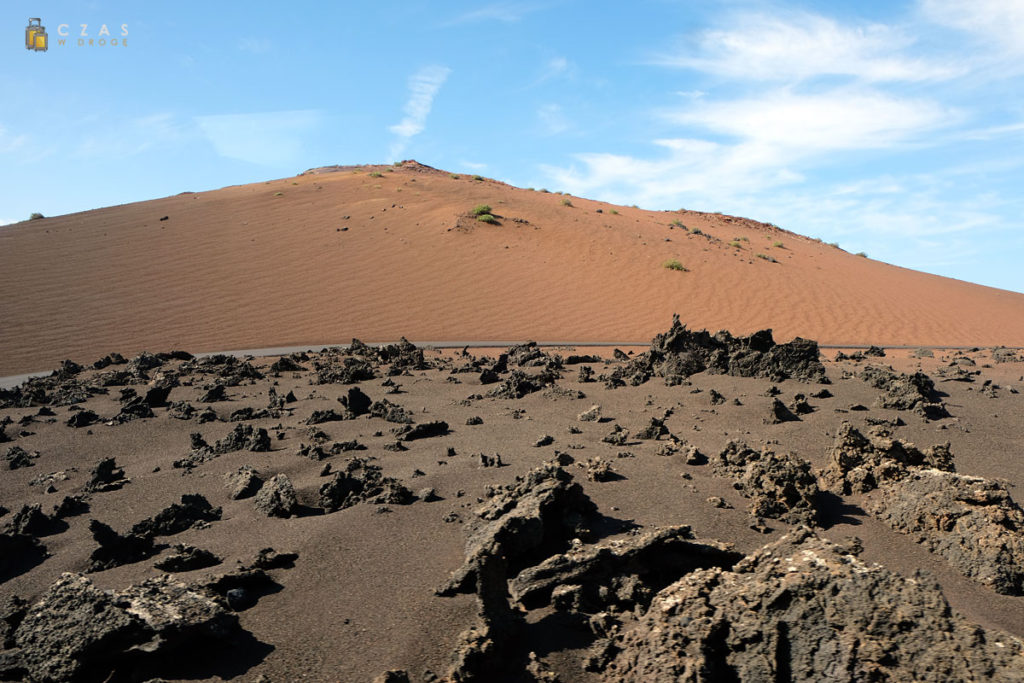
2, 160, 1023, 375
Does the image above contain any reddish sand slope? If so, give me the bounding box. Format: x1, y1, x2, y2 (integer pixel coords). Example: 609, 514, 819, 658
2, 161, 1023, 375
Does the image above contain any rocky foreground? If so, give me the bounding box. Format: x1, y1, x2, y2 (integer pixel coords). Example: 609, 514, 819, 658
2, 319, 1024, 681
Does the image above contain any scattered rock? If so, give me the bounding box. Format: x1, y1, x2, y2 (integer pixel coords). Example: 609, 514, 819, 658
487, 371, 542, 399
249, 547, 299, 570
634, 417, 668, 440
607, 316, 827, 387
402, 420, 449, 441
339, 387, 372, 416
578, 405, 602, 422
869, 470, 1024, 595
319, 458, 414, 511
4, 446, 38, 470
131, 494, 222, 537
601, 424, 629, 446
87, 519, 157, 571
154, 544, 222, 572
6, 572, 238, 682
3, 504, 62, 537
199, 385, 227, 403
52, 495, 89, 518
714, 442, 819, 525
764, 397, 800, 424
819, 422, 954, 495
66, 410, 99, 428
437, 464, 598, 597
254, 474, 299, 518
369, 399, 414, 424
222, 466, 265, 503
534, 435, 554, 447
85, 457, 129, 492
599, 528, 1024, 681
509, 525, 741, 612
478, 452, 504, 468
859, 365, 948, 418
586, 458, 617, 482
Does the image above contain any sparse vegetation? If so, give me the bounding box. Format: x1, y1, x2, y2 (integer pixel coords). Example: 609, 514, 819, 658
755, 253, 778, 262
476, 214, 499, 225
29, 212, 44, 220
369, 171, 383, 178
273, 192, 284, 197
856, 252, 868, 258
473, 175, 484, 181
539, 188, 550, 193
772, 240, 784, 248
671, 219, 686, 229
728, 240, 742, 248
609, 209, 619, 215
688, 227, 703, 236
471, 204, 492, 216
393, 161, 403, 167
562, 198, 573, 207
734, 236, 749, 242
663, 259, 688, 271
450, 173, 460, 180
827, 242, 840, 249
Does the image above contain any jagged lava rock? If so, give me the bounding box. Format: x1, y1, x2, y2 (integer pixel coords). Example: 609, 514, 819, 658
600, 528, 1024, 682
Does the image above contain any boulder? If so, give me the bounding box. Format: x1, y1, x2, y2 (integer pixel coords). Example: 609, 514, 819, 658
598, 528, 1024, 682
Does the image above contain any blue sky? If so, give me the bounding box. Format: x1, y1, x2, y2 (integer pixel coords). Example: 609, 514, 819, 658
4, 1, 1024, 292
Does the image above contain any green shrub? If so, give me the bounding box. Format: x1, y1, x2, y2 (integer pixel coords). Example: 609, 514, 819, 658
772, 240, 784, 248
728, 240, 742, 248
755, 253, 777, 262
562, 198, 573, 207
609, 209, 619, 215
539, 188, 550, 193
476, 214, 499, 224
471, 204, 492, 216
273, 192, 284, 197
671, 219, 685, 228
28, 212, 44, 220
689, 227, 703, 236
369, 171, 383, 178
450, 173, 460, 180
856, 252, 868, 258
663, 259, 688, 272
473, 175, 484, 181
393, 161, 403, 167
827, 242, 840, 248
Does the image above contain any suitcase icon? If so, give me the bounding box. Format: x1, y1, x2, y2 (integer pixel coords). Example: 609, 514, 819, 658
25, 18, 47, 51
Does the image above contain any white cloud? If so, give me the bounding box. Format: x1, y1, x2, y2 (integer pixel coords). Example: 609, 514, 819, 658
537, 103, 570, 134
459, 160, 488, 171
0, 124, 28, 154
195, 110, 323, 166
238, 37, 272, 54
657, 11, 962, 82
921, 0, 1024, 54
668, 89, 956, 151
389, 65, 451, 159
442, 2, 537, 25
74, 113, 195, 159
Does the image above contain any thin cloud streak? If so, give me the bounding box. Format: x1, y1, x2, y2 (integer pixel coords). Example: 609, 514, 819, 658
389, 65, 451, 160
